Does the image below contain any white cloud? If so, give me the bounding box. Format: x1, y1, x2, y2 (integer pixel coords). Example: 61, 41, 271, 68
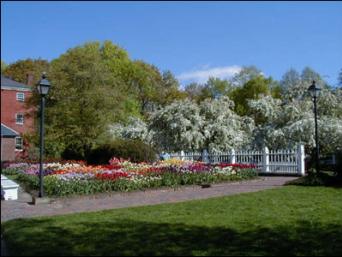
177, 65, 242, 84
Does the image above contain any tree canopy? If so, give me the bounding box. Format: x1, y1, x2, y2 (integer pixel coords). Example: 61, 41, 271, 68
2, 58, 50, 85
1, 60, 7, 73
17, 41, 185, 158
5, 40, 341, 159
148, 96, 253, 152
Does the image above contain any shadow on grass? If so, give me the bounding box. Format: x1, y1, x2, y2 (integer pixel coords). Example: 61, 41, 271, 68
286, 172, 342, 188
3, 218, 342, 256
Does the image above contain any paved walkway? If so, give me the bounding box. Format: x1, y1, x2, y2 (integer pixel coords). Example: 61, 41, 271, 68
1, 176, 296, 222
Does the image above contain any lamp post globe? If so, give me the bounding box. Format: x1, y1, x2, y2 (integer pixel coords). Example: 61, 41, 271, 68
37, 72, 51, 96
37, 72, 51, 197
307, 80, 321, 174
308, 80, 321, 98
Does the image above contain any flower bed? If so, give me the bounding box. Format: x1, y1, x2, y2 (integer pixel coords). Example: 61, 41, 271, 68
2, 158, 257, 197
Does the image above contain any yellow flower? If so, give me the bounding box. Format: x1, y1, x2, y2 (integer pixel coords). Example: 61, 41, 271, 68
159, 158, 189, 166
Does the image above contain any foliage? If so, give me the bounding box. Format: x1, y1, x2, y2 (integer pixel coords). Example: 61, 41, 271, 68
280, 68, 301, 92
124, 62, 185, 115
43, 41, 142, 158
285, 172, 342, 187
248, 67, 342, 153
2, 58, 49, 85
184, 82, 204, 102
4, 45, 341, 161
160, 70, 187, 105
8, 41, 183, 159
199, 77, 233, 100
149, 97, 254, 151
127, 60, 164, 114
230, 65, 262, 86
229, 76, 275, 116
183, 78, 233, 102
249, 90, 342, 153
109, 116, 153, 145
87, 139, 157, 164
281, 67, 329, 101
149, 98, 203, 151
1, 60, 7, 73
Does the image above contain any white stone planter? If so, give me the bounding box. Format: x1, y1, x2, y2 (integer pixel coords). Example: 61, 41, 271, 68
1, 176, 19, 200
1, 174, 9, 180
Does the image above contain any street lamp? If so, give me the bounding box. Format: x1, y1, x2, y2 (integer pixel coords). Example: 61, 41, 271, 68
307, 80, 321, 173
37, 72, 51, 197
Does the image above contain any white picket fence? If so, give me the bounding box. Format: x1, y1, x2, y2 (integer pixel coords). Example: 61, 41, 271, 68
167, 145, 305, 176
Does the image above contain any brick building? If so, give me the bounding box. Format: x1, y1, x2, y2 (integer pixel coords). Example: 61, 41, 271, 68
1, 123, 19, 161
1, 75, 35, 161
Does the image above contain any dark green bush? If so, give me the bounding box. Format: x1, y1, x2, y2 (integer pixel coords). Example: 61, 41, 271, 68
61, 144, 85, 161
87, 139, 157, 165
335, 151, 342, 176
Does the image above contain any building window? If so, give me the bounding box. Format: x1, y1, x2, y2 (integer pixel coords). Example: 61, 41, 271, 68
16, 92, 25, 102
15, 113, 24, 125
15, 137, 23, 151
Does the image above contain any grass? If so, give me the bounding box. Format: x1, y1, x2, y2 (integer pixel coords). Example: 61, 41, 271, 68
2, 186, 342, 256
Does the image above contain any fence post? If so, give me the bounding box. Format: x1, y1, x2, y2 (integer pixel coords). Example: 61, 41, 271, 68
180, 150, 185, 161
263, 146, 269, 173
202, 149, 209, 163
231, 149, 236, 164
297, 144, 305, 176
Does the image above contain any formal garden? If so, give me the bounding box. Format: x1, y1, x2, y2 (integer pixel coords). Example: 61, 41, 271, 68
2, 158, 257, 197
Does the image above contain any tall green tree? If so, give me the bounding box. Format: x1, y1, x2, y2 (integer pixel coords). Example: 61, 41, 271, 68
184, 82, 205, 102
43, 41, 137, 158
301, 67, 325, 87
1, 60, 7, 73
229, 76, 273, 116
281, 67, 329, 101
128, 60, 164, 114
201, 77, 232, 100
124, 62, 186, 115
230, 65, 262, 86
159, 70, 187, 105
183, 78, 232, 102
2, 58, 49, 85
280, 68, 301, 92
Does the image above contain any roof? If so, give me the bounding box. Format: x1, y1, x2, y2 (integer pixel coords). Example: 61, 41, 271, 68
1, 123, 19, 138
1, 75, 32, 91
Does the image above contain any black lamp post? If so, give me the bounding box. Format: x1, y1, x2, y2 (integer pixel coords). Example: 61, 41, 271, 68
308, 80, 321, 173
37, 72, 51, 197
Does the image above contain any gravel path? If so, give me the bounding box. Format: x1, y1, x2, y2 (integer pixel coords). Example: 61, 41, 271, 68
1, 176, 296, 222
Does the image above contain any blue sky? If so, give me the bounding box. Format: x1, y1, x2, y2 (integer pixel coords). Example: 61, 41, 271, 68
1, 1, 342, 86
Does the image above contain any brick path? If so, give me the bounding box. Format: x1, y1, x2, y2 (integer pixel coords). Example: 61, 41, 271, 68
1, 176, 296, 222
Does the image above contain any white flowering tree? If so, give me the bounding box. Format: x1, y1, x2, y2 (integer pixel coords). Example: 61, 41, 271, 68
249, 88, 342, 153
148, 99, 204, 151
149, 97, 254, 152
108, 116, 154, 145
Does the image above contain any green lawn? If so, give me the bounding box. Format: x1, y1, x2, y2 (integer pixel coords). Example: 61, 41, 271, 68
2, 186, 342, 256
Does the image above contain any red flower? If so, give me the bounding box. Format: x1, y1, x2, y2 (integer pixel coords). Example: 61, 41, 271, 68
109, 157, 130, 166
101, 164, 122, 170
95, 172, 130, 181
137, 166, 167, 175
215, 163, 256, 169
